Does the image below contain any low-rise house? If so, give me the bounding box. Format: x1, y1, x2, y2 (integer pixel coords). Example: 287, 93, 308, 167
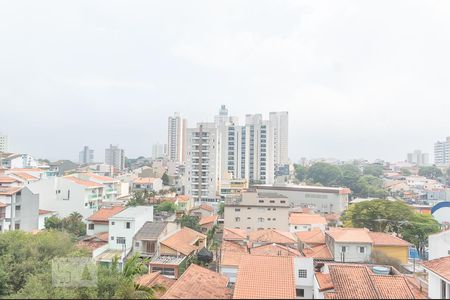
174, 195, 194, 213
77, 232, 109, 254
428, 229, 450, 260
296, 229, 326, 250
133, 221, 179, 258
76, 173, 121, 203
314, 263, 427, 299
0, 186, 39, 232
302, 244, 333, 261
132, 177, 162, 193
38, 209, 56, 230
233, 255, 315, 299
7, 172, 40, 184
289, 213, 327, 233
149, 227, 206, 278
224, 191, 290, 231
48, 160, 78, 176
368, 231, 412, 265
325, 228, 373, 263
248, 228, 297, 248
135, 272, 176, 299
199, 214, 218, 233
421, 255, 450, 299
0, 176, 20, 187
190, 202, 214, 218
220, 240, 248, 284
0, 153, 38, 169
223, 227, 248, 242
161, 264, 232, 299
86, 206, 125, 236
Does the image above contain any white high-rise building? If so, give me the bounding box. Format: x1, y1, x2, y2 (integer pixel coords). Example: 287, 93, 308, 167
105, 144, 125, 171
79, 146, 94, 165
0, 133, 9, 152
151, 143, 167, 159
168, 113, 187, 163
434, 137, 450, 166
406, 150, 429, 166
185, 123, 221, 201
269, 111, 289, 165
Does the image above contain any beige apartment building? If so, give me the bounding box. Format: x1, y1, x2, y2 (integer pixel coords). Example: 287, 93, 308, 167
224, 191, 290, 231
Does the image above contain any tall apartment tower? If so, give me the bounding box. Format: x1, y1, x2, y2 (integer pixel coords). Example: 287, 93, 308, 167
168, 112, 187, 163
0, 133, 8, 152
244, 114, 275, 185
185, 123, 221, 201
105, 144, 125, 171
152, 143, 167, 159
269, 111, 289, 165
79, 146, 94, 165
407, 150, 429, 166
434, 137, 450, 165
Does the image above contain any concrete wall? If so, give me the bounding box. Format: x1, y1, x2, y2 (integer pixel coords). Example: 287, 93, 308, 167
294, 257, 314, 299
373, 245, 409, 265
224, 205, 289, 231
429, 230, 450, 260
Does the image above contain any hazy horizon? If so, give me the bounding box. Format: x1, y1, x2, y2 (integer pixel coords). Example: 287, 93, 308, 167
1, 1, 449, 163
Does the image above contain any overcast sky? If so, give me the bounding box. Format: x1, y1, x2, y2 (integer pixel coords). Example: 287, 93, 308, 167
1, 0, 450, 163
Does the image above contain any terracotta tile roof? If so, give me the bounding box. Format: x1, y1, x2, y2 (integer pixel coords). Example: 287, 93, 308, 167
176, 195, 191, 202
191, 203, 214, 212
9, 168, 43, 172
199, 215, 218, 226
324, 213, 340, 222
326, 228, 372, 243
315, 272, 333, 291
248, 229, 297, 245
323, 264, 426, 299
160, 227, 206, 256
302, 244, 333, 260
289, 213, 327, 225
10, 172, 39, 181
368, 232, 412, 247
250, 243, 302, 257
233, 255, 296, 299
136, 271, 175, 298
220, 241, 248, 267
134, 177, 159, 184
86, 206, 125, 222
77, 232, 109, 252
0, 186, 23, 195
85, 173, 117, 183
0, 176, 18, 183
38, 209, 54, 215
162, 264, 231, 299
295, 229, 326, 245
421, 255, 450, 282
65, 176, 103, 188
223, 228, 248, 241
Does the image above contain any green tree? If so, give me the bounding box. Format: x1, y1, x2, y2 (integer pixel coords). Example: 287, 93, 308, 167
127, 191, 149, 207
217, 202, 225, 217
178, 215, 201, 232
418, 166, 443, 179
161, 172, 169, 186
44, 216, 63, 231
363, 164, 384, 177
44, 213, 86, 237
294, 164, 308, 181
338, 164, 362, 191
400, 213, 440, 257
400, 168, 412, 176
354, 175, 388, 198
306, 162, 342, 186
155, 201, 177, 213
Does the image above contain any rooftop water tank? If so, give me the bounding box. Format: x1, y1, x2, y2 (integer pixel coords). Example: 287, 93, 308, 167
372, 266, 390, 275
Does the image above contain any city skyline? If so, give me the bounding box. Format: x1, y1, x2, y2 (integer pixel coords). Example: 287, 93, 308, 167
2, 1, 450, 162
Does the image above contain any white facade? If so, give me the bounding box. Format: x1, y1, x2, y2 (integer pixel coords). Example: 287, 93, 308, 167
185, 122, 221, 201
105, 145, 125, 171
0, 187, 40, 232
152, 143, 167, 160
0, 133, 8, 152
428, 230, 450, 260
425, 263, 450, 299
406, 149, 429, 166
1, 153, 38, 169
79, 146, 94, 165
325, 234, 372, 263
270, 111, 289, 166
293, 257, 314, 299
168, 112, 187, 163
434, 136, 450, 165
108, 206, 153, 251
289, 223, 326, 233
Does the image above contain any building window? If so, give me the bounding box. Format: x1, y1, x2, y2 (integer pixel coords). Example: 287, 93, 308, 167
235, 208, 240, 212
111, 236, 114, 240
116, 237, 126, 244
269, 200, 275, 203
15, 205, 21, 211
258, 200, 264, 203
298, 269, 307, 278
280, 200, 286, 203
88, 224, 94, 230
126, 222, 131, 229
359, 246, 365, 253
296, 289, 305, 297
341, 246, 347, 253
14, 223, 20, 230
111, 222, 115, 225
235, 217, 240, 222
257, 218, 264, 222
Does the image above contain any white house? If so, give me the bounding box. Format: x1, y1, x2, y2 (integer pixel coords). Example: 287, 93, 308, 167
422, 256, 450, 299
72, 173, 121, 203
325, 228, 372, 263
132, 177, 163, 193
0, 186, 39, 232
289, 213, 327, 233
1, 153, 38, 169
293, 257, 315, 299
86, 206, 125, 236
428, 229, 450, 260
38, 209, 56, 230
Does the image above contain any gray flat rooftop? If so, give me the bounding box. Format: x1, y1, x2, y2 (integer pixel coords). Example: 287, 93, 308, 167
134, 221, 167, 241
149, 255, 186, 265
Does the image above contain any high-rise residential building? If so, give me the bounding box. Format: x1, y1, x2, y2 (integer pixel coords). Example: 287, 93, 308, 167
105, 144, 125, 171
168, 112, 187, 163
434, 137, 450, 166
0, 133, 9, 152
406, 150, 429, 166
79, 146, 94, 165
185, 123, 221, 202
151, 143, 167, 159
269, 111, 289, 165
